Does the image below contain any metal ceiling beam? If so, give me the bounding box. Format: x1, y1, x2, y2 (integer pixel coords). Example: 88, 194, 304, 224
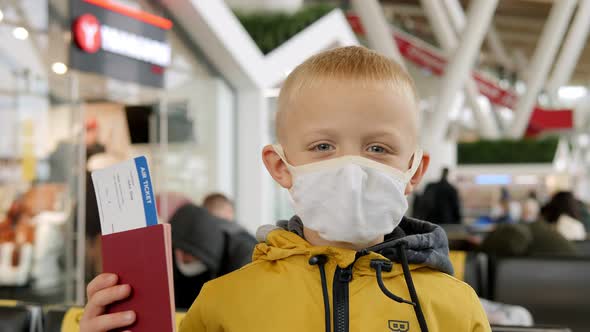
423, 0, 498, 142
350, 0, 406, 69
508, 0, 578, 138
445, 0, 504, 139
546, 0, 590, 96
383, 3, 547, 30
422, 0, 500, 139
486, 26, 515, 70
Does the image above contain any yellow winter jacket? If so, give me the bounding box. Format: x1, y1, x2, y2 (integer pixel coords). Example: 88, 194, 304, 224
180, 217, 490, 332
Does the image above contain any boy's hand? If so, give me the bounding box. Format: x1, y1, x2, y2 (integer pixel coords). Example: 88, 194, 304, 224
80, 273, 135, 332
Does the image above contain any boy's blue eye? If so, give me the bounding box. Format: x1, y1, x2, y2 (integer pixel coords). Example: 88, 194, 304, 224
367, 145, 386, 153
314, 143, 334, 152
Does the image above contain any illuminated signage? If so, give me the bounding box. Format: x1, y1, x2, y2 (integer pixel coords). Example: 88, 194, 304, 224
69, 0, 173, 88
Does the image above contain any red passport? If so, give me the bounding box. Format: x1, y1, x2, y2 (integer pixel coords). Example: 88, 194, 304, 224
101, 223, 176, 332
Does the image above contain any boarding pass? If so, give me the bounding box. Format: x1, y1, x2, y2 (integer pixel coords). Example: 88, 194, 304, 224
91, 156, 158, 235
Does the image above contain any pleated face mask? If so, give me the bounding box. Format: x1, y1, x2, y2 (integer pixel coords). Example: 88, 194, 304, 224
274, 145, 423, 247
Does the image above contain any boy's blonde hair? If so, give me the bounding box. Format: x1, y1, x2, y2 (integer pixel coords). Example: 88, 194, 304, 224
276, 46, 419, 142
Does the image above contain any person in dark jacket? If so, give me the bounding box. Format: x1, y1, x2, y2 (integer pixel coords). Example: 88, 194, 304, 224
169, 203, 256, 309
421, 167, 462, 224
540, 191, 586, 240
478, 220, 578, 257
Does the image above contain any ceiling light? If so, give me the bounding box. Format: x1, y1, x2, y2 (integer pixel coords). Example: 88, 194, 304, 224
52, 62, 68, 75
558, 86, 587, 100
554, 159, 567, 172
0, 9, 4, 23
475, 174, 512, 185
12, 27, 29, 40
578, 134, 590, 148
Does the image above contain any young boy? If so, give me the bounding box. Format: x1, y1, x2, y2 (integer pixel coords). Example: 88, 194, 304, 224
81, 46, 490, 332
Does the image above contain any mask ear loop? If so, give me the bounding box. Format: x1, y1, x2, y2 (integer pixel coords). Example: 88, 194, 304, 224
272, 144, 298, 193
272, 144, 289, 164
404, 149, 423, 182
272, 144, 297, 172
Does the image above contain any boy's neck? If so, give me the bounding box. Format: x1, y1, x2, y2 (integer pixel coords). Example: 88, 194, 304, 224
302, 227, 384, 251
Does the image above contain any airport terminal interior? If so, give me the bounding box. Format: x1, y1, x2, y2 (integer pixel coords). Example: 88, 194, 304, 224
0, 0, 589, 331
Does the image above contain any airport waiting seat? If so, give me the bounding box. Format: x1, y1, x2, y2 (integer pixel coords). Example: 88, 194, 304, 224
0, 306, 29, 332
45, 306, 187, 331
492, 257, 590, 331
0, 300, 42, 332
573, 240, 590, 256
44, 306, 76, 332
449, 250, 489, 297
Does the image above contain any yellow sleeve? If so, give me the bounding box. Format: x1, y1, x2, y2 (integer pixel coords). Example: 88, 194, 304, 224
179, 284, 211, 332
470, 290, 492, 332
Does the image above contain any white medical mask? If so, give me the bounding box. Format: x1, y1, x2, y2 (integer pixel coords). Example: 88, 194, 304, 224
176, 259, 208, 277
274, 145, 423, 247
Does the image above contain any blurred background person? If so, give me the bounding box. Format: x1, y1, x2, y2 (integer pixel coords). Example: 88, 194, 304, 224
203, 193, 235, 221
170, 203, 256, 309
541, 191, 587, 241
420, 167, 462, 224
491, 187, 521, 224
478, 219, 577, 257
48, 117, 105, 184
156, 192, 192, 224
521, 191, 541, 224
479, 190, 581, 257
84, 118, 106, 160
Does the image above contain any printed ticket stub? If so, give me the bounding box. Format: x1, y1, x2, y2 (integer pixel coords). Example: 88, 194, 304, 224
91, 156, 158, 235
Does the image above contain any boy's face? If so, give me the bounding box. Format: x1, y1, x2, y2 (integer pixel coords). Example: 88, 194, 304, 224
264, 79, 429, 194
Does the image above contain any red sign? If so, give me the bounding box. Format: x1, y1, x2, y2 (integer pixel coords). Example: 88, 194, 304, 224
393, 33, 520, 109
73, 14, 101, 53
70, 0, 172, 87
83, 0, 172, 30
527, 108, 574, 136
347, 13, 573, 136
394, 35, 444, 75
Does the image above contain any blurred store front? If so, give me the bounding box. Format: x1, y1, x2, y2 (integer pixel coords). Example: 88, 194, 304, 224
0, 0, 234, 305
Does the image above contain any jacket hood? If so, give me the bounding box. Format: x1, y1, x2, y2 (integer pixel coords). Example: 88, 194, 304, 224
255, 216, 453, 276
170, 204, 227, 275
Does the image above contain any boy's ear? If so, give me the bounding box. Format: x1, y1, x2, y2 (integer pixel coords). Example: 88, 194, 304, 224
405, 152, 430, 195
262, 145, 292, 189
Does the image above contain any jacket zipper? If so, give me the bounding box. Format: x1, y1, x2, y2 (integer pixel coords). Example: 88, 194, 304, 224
333, 265, 353, 332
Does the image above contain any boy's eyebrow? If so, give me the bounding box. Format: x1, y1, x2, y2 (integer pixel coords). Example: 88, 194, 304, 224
297, 127, 341, 140
365, 128, 418, 150
364, 129, 403, 142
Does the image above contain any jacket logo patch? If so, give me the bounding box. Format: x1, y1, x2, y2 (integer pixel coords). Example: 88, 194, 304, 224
388, 320, 410, 332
